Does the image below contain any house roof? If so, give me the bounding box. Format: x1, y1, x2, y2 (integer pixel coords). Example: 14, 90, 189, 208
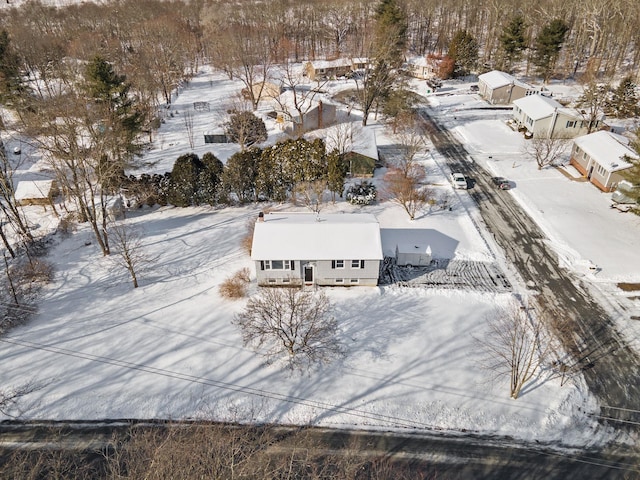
513, 95, 562, 120
308, 58, 352, 69
573, 131, 637, 172
14, 180, 55, 201
479, 70, 531, 90
251, 212, 383, 261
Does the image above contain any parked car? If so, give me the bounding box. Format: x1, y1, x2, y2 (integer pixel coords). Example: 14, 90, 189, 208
611, 181, 637, 204
450, 172, 467, 189
491, 176, 511, 190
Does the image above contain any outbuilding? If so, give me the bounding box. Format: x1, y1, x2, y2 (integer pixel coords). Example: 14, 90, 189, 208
395, 243, 432, 267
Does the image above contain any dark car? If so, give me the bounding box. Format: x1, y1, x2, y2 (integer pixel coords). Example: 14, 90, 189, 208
491, 177, 511, 190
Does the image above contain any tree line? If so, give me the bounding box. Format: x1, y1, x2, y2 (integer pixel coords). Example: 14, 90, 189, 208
127, 135, 348, 209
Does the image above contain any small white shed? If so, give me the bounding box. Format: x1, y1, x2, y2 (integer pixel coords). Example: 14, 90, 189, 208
395, 243, 432, 267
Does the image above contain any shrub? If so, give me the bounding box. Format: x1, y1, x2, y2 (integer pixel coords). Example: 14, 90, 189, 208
219, 268, 251, 299
346, 180, 377, 205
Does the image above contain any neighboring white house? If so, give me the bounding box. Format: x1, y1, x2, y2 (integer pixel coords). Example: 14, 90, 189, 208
512, 95, 605, 139
570, 131, 637, 192
478, 70, 538, 105
251, 212, 383, 287
513, 95, 604, 138
304, 58, 368, 81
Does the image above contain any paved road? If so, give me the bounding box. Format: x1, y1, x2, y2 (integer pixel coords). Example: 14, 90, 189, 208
0, 421, 638, 479
419, 109, 640, 429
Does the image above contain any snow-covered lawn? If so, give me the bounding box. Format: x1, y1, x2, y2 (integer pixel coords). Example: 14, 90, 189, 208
2, 66, 638, 448
1, 202, 609, 446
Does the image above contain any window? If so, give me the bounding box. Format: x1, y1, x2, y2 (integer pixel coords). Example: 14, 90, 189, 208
350, 279, 359, 284
335, 278, 344, 283
332, 260, 345, 269
351, 260, 365, 269
566, 121, 575, 128
282, 278, 290, 284
263, 260, 293, 270
268, 278, 276, 283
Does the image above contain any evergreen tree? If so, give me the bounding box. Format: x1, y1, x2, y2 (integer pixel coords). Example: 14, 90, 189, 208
326, 150, 347, 202
498, 16, 528, 72
607, 75, 639, 118
167, 153, 203, 207
224, 111, 267, 150
358, 0, 407, 126
196, 152, 224, 205
84, 55, 143, 193
532, 19, 569, 83
222, 148, 261, 204
0, 29, 20, 100
374, 0, 407, 69
448, 30, 479, 77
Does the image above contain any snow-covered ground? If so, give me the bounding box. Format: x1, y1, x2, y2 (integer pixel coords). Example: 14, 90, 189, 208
1, 66, 638, 448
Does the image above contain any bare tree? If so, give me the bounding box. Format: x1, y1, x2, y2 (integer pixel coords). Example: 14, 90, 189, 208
183, 110, 195, 149
392, 116, 428, 176
272, 60, 327, 136
0, 136, 33, 245
234, 288, 343, 370
478, 300, 550, 399
108, 221, 148, 289
204, 9, 274, 111
293, 180, 327, 214
383, 165, 430, 220
325, 121, 361, 157
575, 78, 610, 134
523, 136, 569, 170
0, 381, 40, 416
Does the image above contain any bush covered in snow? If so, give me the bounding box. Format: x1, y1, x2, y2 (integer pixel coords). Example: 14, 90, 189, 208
346, 180, 377, 205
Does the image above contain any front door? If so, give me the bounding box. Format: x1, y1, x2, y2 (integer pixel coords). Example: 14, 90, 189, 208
304, 265, 314, 284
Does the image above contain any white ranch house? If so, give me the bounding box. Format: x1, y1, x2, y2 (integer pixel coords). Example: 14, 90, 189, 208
570, 131, 637, 192
251, 212, 383, 287
512, 95, 604, 139
478, 70, 538, 105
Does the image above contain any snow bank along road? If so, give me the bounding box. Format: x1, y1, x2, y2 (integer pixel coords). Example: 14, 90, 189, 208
419, 109, 640, 431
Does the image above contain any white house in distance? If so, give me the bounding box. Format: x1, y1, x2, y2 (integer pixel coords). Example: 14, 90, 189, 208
477, 70, 537, 105
569, 131, 637, 192
250, 212, 383, 287
512, 95, 605, 139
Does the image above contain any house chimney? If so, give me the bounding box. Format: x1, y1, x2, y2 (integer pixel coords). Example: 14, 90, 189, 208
258, 211, 265, 222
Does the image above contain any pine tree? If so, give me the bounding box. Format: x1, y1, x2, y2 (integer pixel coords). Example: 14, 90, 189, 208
84, 55, 143, 181
498, 16, 528, 72
196, 152, 224, 205
222, 148, 261, 204
0, 29, 20, 100
326, 150, 347, 202
532, 19, 569, 83
358, 0, 408, 126
168, 153, 203, 207
448, 30, 479, 77
374, 0, 407, 68
608, 75, 639, 118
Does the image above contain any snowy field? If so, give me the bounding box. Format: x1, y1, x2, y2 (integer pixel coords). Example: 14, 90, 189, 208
1, 66, 638, 448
